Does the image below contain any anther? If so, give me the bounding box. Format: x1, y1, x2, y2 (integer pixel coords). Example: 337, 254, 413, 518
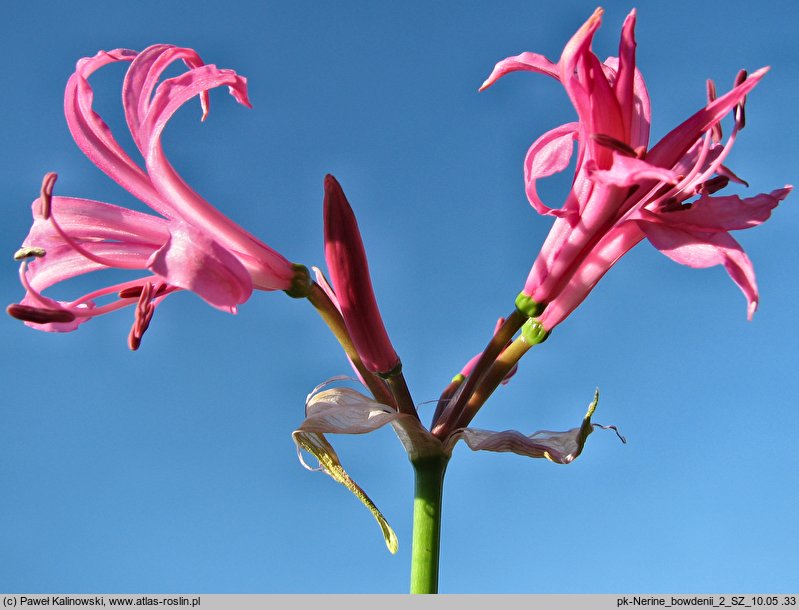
734, 70, 748, 129
660, 198, 691, 213
119, 282, 167, 300
706, 79, 717, 104
13, 246, 46, 261
698, 176, 729, 195
128, 283, 156, 350
706, 79, 722, 142
7, 303, 76, 324
39, 173, 58, 220
591, 133, 637, 158
118, 286, 144, 299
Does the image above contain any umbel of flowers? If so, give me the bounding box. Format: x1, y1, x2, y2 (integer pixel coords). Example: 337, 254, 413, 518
8, 9, 790, 594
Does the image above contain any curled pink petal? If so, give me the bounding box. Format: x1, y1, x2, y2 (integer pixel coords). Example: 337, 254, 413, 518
479, 52, 558, 91
638, 220, 759, 319
148, 221, 253, 311
658, 187, 791, 232
65, 49, 167, 212
524, 123, 580, 217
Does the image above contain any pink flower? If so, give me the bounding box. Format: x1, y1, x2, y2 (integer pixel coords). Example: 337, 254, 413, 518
481, 8, 791, 330
8, 45, 297, 348
323, 175, 400, 375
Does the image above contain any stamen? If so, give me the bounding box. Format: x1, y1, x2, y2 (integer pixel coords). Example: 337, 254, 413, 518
119, 286, 144, 299
659, 198, 692, 213
734, 70, 748, 129
7, 303, 76, 324
13, 246, 46, 261
591, 133, 637, 158
118, 283, 168, 299
698, 175, 729, 195
706, 79, 717, 104
128, 282, 156, 351
39, 175, 142, 271
39, 173, 57, 220
17, 260, 58, 310
706, 80, 722, 143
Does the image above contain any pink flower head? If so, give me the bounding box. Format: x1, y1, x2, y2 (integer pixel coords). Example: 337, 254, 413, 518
481, 8, 791, 329
8, 45, 297, 348
323, 175, 400, 375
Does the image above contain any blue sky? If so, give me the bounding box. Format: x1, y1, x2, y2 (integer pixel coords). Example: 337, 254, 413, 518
1, 0, 797, 594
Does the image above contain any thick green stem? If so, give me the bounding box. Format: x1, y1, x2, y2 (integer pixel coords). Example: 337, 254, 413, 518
409, 456, 448, 594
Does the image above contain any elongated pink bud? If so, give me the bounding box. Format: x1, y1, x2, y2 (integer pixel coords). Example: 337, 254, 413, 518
323, 175, 399, 375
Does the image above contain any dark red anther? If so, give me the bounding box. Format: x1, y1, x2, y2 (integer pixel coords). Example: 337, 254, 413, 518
734, 70, 748, 129
699, 176, 730, 195
7, 303, 76, 324
118, 286, 144, 299
127, 283, 156, 350
39, 173, 58, 220
591, 133, 637, 158
706, 79, 717, 103
119, 283, 167, 300
660, 197, 692, 213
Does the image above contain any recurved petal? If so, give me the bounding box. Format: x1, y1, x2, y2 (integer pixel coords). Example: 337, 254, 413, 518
604, 56, 651, 150
446, 390, 619, 463
658, 187, 791, 232
148, 221, 253, 311
24, 196, 170, 249
23, 242, 155, 293
479, 51, 559, 91
64, 49, 167, 213
136, 60, 293, 289
141, 63, 251, 157
613, 10, 638, 141
139, 62, 251, 224
560, 8, 625, 165
524, 123, 580, 216
638, 219, 760, 319
123, 44, 207, 153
